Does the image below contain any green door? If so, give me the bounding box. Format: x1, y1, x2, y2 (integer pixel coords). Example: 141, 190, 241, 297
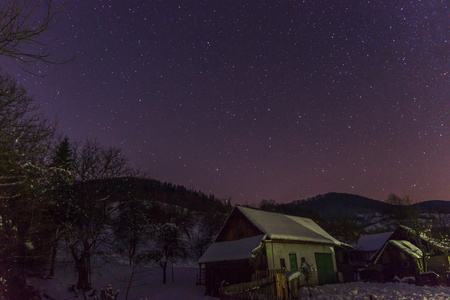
314, 253, 335, 285
289, 253, 298, 271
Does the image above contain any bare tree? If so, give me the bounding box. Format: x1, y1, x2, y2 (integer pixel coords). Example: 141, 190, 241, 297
114, 196, 150, 300
62, 139, 134, 293
75, 139, 131, 181
0, 0, 75, 65
147, 222, 188, 285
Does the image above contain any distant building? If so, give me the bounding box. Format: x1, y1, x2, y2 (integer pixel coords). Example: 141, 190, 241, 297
353, 231, 393, 268
371, 225, 450, 282
198, 206, 343, 296
357, 225, 450, 283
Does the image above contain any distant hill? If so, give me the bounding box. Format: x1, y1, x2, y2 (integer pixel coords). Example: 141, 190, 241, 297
414, 200, 450, 213
75, 176, 230, 213
277, 192, 389, 219
277, 192, 449, 220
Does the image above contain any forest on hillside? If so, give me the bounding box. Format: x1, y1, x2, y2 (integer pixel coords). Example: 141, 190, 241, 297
257, 193, 450, 246
1, 125, 232, 298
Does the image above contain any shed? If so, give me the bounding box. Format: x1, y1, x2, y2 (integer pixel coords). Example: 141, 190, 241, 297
198, 206, 342, 295
366, 225, 450, 282
373, 240, 423, 281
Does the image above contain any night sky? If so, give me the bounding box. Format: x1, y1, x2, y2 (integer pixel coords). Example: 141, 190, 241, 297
1, 1, 448, 204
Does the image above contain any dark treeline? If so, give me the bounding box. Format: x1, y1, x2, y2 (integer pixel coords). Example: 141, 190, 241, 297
102, 177, 230, 213
257, 193, 450, 246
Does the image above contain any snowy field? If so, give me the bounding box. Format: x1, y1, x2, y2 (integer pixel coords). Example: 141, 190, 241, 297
299, 282, 450, 300
29, 260, 450, 299
30, 259, 212, 300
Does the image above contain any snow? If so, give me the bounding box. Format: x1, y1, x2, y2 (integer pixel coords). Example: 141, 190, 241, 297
387, 240, 423, 259
28, 258, 213, 300
236, 206, 341, 245
26, 259, 450, 299
299, 282, 450, 299
355, 231, 393, 252
198, 235, 264, 263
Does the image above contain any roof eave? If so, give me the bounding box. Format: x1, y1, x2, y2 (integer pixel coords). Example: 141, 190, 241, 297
266, 234, 341, 246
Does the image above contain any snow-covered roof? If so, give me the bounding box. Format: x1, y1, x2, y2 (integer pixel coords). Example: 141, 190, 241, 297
198, 235, 264, 264
355, 231, 393, 252
398, 225, 450, 252
388, 240, 423, 259
235, 206, 341, 246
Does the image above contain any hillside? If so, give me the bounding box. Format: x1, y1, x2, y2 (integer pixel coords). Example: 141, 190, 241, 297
414, 200, 450, 213
76, 176, 231, 213
277, 192, 449, 220
270, 192, 450, 243
277, 192, 389, 220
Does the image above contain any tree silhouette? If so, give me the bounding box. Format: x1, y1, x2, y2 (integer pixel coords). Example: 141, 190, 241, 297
0, 0, 76, 66
0, 71, 59, 298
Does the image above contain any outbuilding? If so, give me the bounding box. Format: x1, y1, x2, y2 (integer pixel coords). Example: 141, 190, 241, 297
198, 206, 342, 296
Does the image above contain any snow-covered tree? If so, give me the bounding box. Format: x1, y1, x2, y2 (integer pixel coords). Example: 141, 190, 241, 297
300, 261, 315, 297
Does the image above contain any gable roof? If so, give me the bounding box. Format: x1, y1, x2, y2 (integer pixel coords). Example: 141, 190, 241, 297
396, 225, 450, 253
355, 231, 393, 252
388, 240, 423, 259
374, 240, 423, 264
370, 225, 450, 264
233, 206, 341, 246
198, 235, 264, 264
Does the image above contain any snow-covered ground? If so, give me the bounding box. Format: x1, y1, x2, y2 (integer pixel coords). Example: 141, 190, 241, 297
300, 282, 450, 299
29, 259, 450, 299
30, 259, 212, 300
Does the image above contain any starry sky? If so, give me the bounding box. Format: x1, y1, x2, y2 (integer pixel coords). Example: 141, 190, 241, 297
1, 0, 448, 204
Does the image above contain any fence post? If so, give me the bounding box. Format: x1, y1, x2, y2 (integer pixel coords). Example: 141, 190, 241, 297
275, 272, 288, 299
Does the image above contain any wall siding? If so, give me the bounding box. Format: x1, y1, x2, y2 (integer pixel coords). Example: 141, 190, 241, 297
265, 240, 336, 286
215, 209, 264, 242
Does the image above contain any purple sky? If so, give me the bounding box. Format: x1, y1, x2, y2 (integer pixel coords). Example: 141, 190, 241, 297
1, 0, 448, 204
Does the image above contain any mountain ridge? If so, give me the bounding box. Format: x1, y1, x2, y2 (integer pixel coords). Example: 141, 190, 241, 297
277, 192, 450, 219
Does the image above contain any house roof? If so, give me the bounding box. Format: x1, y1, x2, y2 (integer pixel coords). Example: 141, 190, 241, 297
397, 225, 450, 253
355, 231, 393, 252
388, 240, 423, 259
198, 235, 264, 263
370, 225, 450, 264
374, 240, 423, 264
235, 206, 341, 246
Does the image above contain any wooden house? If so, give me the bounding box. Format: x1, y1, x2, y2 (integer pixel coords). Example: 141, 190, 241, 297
373, 240, 423, 281
367, 225, 450, 282
198, 206, 342, 296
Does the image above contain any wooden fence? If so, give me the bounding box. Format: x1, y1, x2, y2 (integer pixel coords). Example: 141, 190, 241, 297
221, 275, 276, 299
221, 269, 297, 300
252, 269, 285, 281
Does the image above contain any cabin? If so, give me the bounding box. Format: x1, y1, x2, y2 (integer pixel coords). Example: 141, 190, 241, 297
198, 206, 342, 296
373, 240, 423, 281
365, 225, 449, 283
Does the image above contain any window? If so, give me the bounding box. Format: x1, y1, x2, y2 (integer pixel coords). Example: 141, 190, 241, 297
280, 258, 286, 269
301, 257, 306, 264
289, 253, 298, 271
